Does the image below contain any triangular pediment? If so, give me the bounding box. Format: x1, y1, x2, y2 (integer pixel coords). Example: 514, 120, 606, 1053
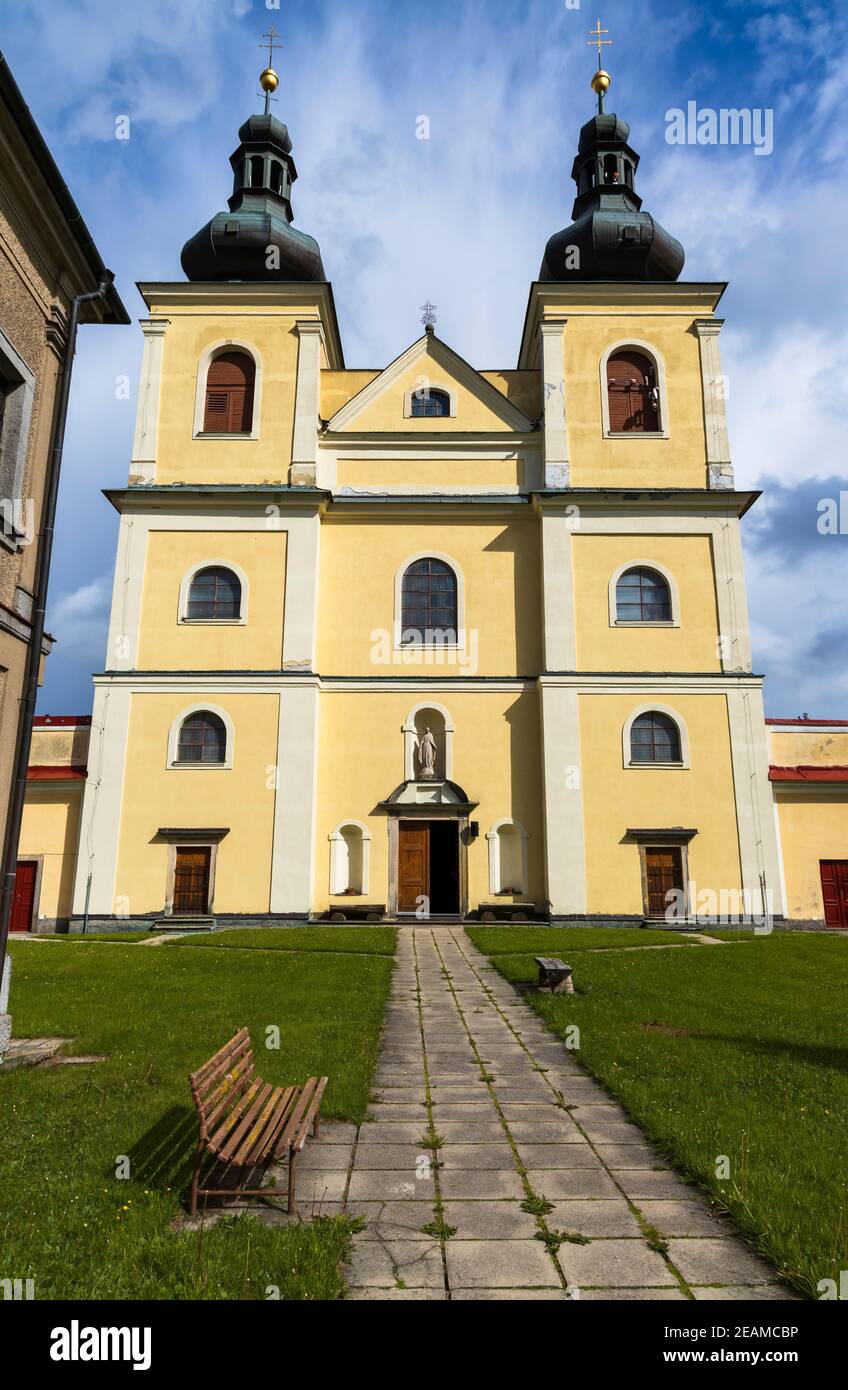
326, 333, 533, 433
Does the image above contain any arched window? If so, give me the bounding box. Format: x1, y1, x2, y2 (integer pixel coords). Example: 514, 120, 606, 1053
186, 566, 242, 621
203, 351, 255, 434
176, 712, 227, 765
411, 387, 451, 418
630, 712, 681, 764
616, 567, 671, 623
606, 349, 660, 432
400, 558, 457, 644
249, 156, 264, 188
603, 153, 619, 184
269, 161, 283, 195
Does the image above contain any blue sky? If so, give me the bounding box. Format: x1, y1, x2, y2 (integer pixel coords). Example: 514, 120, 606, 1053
2, 0, 847, 715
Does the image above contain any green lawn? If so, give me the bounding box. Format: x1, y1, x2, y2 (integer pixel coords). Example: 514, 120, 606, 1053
467, 925, 700, 955
1, 930, 396, 1299
166, 926, 397, 955
470, 929, 848, 1299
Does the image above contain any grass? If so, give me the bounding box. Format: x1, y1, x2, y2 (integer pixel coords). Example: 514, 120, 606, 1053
1, 929, 396, 1299
165, 927, 397, 955
466, 925, 700, 955
41, 931, 160, 943
473, 929, 848, 1298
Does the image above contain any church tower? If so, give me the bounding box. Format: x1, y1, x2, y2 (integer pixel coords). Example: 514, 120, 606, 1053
71, 28, 782, 930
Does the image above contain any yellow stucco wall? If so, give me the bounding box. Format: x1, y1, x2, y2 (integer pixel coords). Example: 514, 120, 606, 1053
316, 515, 541, 677
776, 794, 848, 920
335, 457, 524, 491
19, 788, 83, 922
548, 303, 710, 489
115, 693, 279, 914
769, 729, 848, 766
578, 692, 741, 914
313, 689, 543, 909
145, 293, 330, 485
573, 533, 722, 672
137, 530, 287, 670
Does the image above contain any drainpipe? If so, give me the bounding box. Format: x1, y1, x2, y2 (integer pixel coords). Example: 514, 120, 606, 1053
0, 275, 115, 986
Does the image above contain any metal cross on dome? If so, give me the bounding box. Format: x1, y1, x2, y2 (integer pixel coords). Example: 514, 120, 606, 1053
420, 300, 438, 329
588, 16, 612, 64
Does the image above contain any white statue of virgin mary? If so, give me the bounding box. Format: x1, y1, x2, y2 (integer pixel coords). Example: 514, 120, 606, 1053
418, 726, 437, 779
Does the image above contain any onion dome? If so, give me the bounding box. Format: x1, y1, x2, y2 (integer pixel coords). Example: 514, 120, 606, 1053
181, 65, 325, 282
540, 69, 684, 282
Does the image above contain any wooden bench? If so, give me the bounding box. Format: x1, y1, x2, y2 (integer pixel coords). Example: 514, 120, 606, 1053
188, 1027, 327, 1216
534, 956, 575, 994
325, 903, 386, 923
479, 902, 536, 922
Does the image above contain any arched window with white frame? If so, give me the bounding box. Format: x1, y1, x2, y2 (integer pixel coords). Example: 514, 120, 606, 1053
600, 340, 668, 439
194, 342, 262, 439
623, 705, 688, 769
167, 705, 234, 770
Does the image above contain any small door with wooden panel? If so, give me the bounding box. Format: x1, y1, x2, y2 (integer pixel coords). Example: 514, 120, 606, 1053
398, 822, 429, 913
12, 860, 38, 932
820, 860, 848, 929
172, 847, 212, 915
644, 847, 684, 918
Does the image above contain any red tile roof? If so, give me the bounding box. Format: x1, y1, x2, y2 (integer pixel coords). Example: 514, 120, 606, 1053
769, 765, 848, 782
766, 718, 848, 726
32, 715, 92, 726
26, 765, 87, 780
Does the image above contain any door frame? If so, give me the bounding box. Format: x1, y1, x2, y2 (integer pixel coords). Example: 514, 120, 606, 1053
626, 828, 697, 921
13, 856, 43, 933
165, 841, 218, 916
388, 814, 468, 918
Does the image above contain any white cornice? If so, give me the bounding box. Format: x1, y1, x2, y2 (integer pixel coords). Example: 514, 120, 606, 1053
135, 281, 344, 367
518, 281, 728, 368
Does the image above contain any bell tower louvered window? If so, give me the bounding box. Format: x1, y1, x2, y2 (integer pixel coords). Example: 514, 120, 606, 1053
606, 349, 660, 433
203, 351, 256, 434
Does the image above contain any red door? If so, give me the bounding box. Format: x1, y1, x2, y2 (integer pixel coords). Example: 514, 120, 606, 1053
820, 861, 848, 929
12, 861, 38, 932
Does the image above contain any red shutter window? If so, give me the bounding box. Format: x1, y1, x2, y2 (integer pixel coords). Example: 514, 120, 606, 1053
203, 352, 255, 434
606, 350, 660, 433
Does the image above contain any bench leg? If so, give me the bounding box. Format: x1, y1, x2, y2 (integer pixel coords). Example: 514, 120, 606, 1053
287, 1148, 297, 1214
313, 1108, 321, 1138
190, 1144, 203, 1217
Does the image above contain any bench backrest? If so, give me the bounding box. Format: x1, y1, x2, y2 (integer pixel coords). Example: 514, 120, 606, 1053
189, 1027, 255, 1140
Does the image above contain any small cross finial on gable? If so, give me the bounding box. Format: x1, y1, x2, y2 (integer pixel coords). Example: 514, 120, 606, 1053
420, 299, 438, 333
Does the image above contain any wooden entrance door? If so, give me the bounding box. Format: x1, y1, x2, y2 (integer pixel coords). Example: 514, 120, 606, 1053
398, 823, 429, 913
173, 847, 211, 915
645, 847, 684, 918
820, 860, 848, 929
12, 861, 38, 932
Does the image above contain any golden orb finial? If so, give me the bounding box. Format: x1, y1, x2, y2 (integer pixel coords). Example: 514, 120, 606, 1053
260, 67, 279, 94
587, 18, 613, 111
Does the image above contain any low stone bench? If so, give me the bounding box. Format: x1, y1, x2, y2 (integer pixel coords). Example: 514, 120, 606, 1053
534, 956, 574, 994
325, 903, 386, 923
479, 902, 536, 922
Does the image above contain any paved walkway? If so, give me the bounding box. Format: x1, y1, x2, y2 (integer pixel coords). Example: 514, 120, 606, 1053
286, 928, 797, 1301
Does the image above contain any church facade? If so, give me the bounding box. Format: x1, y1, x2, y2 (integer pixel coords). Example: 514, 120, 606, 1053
19, 64, 848, 933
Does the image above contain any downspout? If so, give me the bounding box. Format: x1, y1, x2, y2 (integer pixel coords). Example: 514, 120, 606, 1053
0, 274, 114, 975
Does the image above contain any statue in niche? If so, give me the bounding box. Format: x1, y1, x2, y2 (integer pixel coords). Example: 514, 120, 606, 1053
417, 726, 438, 780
